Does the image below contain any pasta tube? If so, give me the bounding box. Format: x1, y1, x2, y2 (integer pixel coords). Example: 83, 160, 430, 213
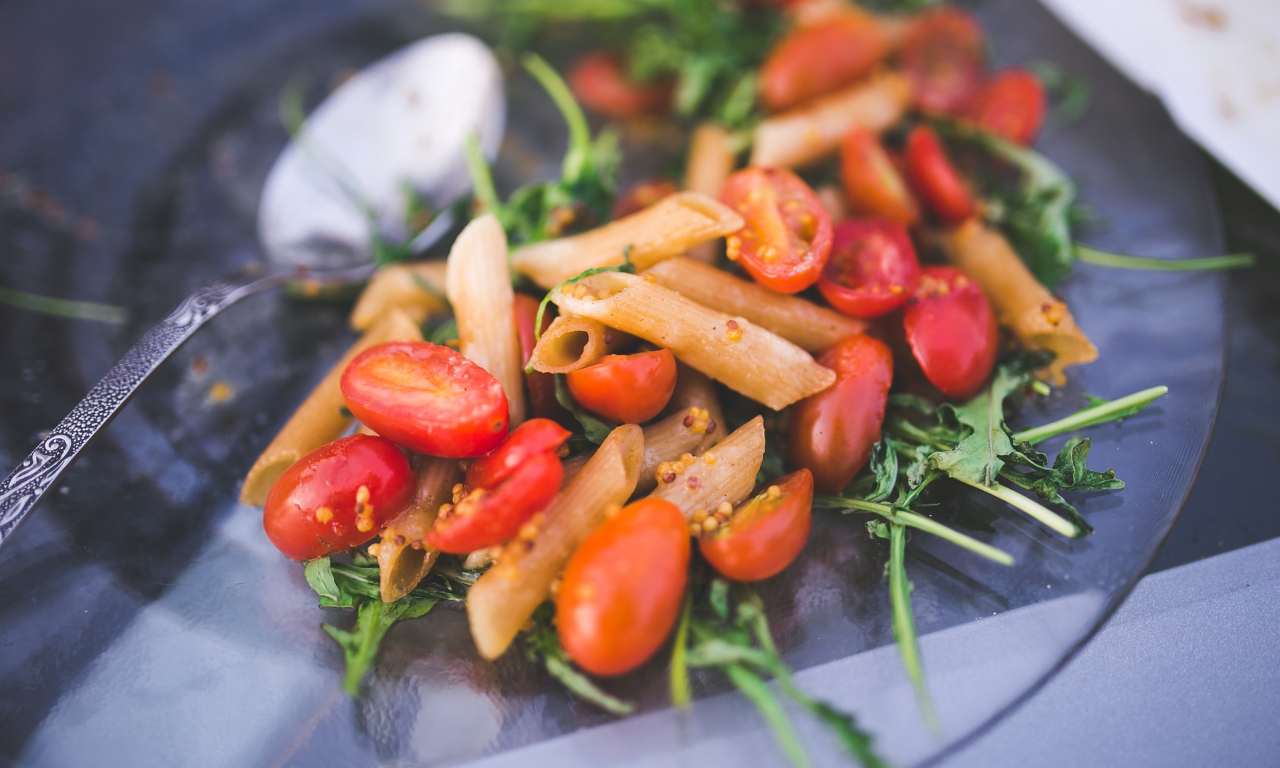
376, 457, 459, 603
647, 416, 765, 518
349, 261, 448, 331
466, 425, 644, 659
671, 365, 725, 454
446, 214, 526, 424
551, 272, 835, 410
510, 192, 743, 289
527, 315, 628, 374
644, 257, 866, 352
684, 124, 739, 263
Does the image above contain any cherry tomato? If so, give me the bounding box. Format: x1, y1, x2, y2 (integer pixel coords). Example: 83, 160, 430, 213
790, 334, 893, 494
556, 498, 690, 676
968, 69, 1046, 145
514, 293, 560, 419
904, 125, 978, 223
567, 349, 677, 424
840, 127, 920, 226
427, 451, 563, 554
613, 179, 679, 219
341, 341, 509, 458
721, 167, 834, 294
699, 469, 813, 582
569, 52, 671, 120
818, 219, 922, 319
903, 266, 997, 400
899, 7, 985, 114
759, 10, 890, 111
263, 435, 413, 560
466, 418, 571, 490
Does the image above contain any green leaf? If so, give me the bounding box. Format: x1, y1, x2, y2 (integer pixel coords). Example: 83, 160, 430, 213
862, 441, 898, 503
323, 595, 438, 696
1013, 385, 1168, 444
888, 523, 938, 729
304, 557, 344, 606
669, 592, 693, 708
928, 365, 1028, 486
1001, 437, 1123, 535
424, 316, 458, 346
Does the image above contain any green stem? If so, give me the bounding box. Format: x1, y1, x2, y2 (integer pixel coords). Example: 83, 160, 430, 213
1013, 386, 1168, 445
724, 664, 810, 768
523, 54, 592, 183
0, 286, 126, 325
820, 497, 1014, 566
889, 523, 939, 731
1077, 245, 1255, 272
464, 133, 501, 216
957, 478, 1080, 538
669, 591, 693, 709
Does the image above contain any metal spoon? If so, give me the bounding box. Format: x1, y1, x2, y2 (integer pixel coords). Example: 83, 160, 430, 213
0, 33, 505, 548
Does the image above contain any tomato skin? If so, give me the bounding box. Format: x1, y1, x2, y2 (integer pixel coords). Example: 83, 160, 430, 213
569, 52, 671, 120
790, 335, 894, 494
514, 293, 560, 419
840, 128, 920, 226
721, 167, 834, 294
341, 341, 509, 458
899, 7, 986, 115
760, 10, 890, 111
613, 179, 679, 219
557, 499, 690, 676
263, 435, 414, 560
903, 266, 997, 400
466, 418, 571, 489
968, 69, 1046, 145
567, 349, 677, 424
699, 469, 813, 582
427, 451, 563, 554
818, 219, 922, 319
904, 126, 978, 223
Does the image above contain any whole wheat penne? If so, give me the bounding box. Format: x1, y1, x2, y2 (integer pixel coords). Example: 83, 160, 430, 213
466, 425, 644, 659
645, 257, 865, 352
349, 261, 448, 331
937, 221, 1098, 384
637, 408, 711, 494
527, 315, 628, 374
377, 457, 460, 603
239, 308, 422, 506
750, 70, 912, 168
552, 272, 834, 410
511, 192, 744, 289
648, 416, 765, 518
684, 124, 739, 263
671, 365, 725, 454
447, 214, 526, 424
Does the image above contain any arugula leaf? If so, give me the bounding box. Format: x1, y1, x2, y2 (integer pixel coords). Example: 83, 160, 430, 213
304, 557, 343, 605
927, 365, 1028, 486
1001, 437, 1123, 535
887, 523, 938, 731
524, 604, 635, 715
1013, 385, 1168, 445
423, 316, 458, 346
669, 592, 693, 708
324, 596, 438, 695
1027, 60, 1091, 122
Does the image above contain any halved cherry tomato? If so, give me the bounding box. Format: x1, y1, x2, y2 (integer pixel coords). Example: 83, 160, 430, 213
341, 341, 509, 458
263, 435, 413, 560
466, 418, 571, 489
569, 52, 671, 120
426, 451, 562, 554
790, 334, 893, 493
613, 179, 679, 219
514, 293, 560, 419
556, 498, 690, 676
721, 167, 834, 294
903, 266, 997, 400
840, 128, 920, 226
904, 125, 978, 223
567, 349, 677, 424
899, 7, 985, 114
759, 9, 890, 111
699, 469, 813, 582
968, 69, 1046, 145
818, 219, 922, 319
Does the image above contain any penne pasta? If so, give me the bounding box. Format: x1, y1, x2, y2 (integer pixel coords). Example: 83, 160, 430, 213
671, 365, 725, 454
527, 315, 628, 374
377, 457, 460, 603
637, 409, 712, 494
750, 70, 912, 168
644, 257, 865, 352
239, 308, 422, 506
647, 416, 765, 518
466, 425, 644, 660
510, 192, 744, 289
349, 260, 449, 331
446, 214, 526, 424
684, 124, 739, 263
552, 271, 835, 410
936, 221, 1098, 384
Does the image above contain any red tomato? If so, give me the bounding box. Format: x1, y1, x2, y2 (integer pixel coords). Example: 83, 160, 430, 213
903, 266, 997, 400
904, 126, 978, 223
567, 349, 677, 424
613, 179, 679, 219
556, 498, 690, 676
466, 418, 571, 490
899, 7, 986, 114
721, 167, 834, 294
759, 9, 890, 111
341, 341, 509, 458
263, 435, 413, 560
818, 219, 922, 319
790, 334, 893, 494
699, 469, 813, 582
840, 128, 920, 226
968, 69, 1046, 145
514, 293, 560, 419
426, 451, 563, 554
569, 52, 671, 120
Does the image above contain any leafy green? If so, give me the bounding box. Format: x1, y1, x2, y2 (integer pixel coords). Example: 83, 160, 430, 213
0, 285, 127, 325
886, 523, 938, 730
423, 316, 458, 346
669, 592, 693, 708
927, 365, 1027, 486
1001, 437, 1124, 534
1075, 245, 1255, 272
1027, 61, 1091, 122
524, 604, 636, 715
554, 374, 615, 445
1013, 385, 1168, 445
324, 595, 438, 695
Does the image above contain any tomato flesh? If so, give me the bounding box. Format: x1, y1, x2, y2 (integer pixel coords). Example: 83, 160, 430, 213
569, 52, 671, 120
904, 126, 977, 224
467, 418, 571, 490
556, 498, 690, 676
968, 69, 1046, 145
699, 469, 813, 582
760, 10, 890, 111
427, 451, 563, 554
840, 128, 920, 226
903, 266, 997, 400
790, 334, 894, 494
567, 349, 677, 424
899, 7, 986, 115
341, 341, 509, 458
613, 179, 679, 219
263, 435, 414, 560
721, 167, 834, 294
818, 218, 922, 319
514, 293, 561, 419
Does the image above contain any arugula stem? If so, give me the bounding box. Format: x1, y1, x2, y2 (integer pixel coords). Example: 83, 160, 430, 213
669, 591, 693, 709
523, 54, 592, 183
957, 478, 1080, 537
1013, 386, 1168, 445
0, 286, 126, 325
888, 523, 939, 732
463, 134, 501, 216
724, 664, 811, 768
819, 497, 1014, 566
1077, 245, 1255, 272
